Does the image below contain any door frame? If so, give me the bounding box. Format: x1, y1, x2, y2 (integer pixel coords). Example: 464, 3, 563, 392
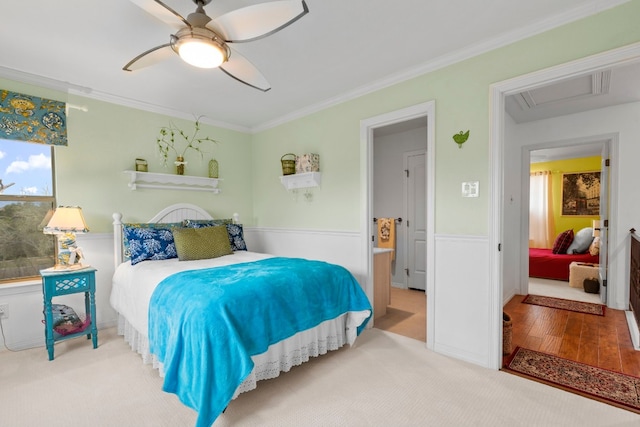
360, 101, 435, 348
521, 135, 617, 301
489, 42, 640, 369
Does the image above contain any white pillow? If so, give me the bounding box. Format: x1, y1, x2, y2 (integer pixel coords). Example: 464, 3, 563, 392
566, 227, 594, 254
589, 236, 600, 256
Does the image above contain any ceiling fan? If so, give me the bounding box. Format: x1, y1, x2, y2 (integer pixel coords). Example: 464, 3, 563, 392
123, 0, 309, 91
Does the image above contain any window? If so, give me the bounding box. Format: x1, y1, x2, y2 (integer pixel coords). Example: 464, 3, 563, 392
0, 139, 56, 282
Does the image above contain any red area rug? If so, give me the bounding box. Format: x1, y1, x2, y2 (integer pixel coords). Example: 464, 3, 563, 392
522, 294, 605, 316
504, 347, 640, 413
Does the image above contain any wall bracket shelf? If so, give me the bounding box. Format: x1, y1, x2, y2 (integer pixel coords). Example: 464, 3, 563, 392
123, 171, 221, 193
280, 172, 322, 190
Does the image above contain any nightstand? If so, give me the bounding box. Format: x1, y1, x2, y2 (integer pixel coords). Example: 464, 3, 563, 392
40, 267, 98, 360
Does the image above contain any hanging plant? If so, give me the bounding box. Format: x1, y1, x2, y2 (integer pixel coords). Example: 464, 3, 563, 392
156, 116, 218, 172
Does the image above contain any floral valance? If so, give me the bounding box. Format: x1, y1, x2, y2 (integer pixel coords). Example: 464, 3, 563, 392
0, 89, 67, 146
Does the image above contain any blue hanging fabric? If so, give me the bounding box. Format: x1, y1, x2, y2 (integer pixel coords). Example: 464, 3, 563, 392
0, 89, 67, 146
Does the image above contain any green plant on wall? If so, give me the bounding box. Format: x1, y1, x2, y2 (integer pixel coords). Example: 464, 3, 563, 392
156, 116, 218, 168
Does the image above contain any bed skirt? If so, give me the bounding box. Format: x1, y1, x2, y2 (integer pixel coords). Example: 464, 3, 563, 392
117, 310, 368, 398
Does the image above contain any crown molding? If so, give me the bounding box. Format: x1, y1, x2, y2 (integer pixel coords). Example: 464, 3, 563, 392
253, 0, 630, 132
0, 65, 91, 95
69, 88, 251, 133
0, 0, 629, 134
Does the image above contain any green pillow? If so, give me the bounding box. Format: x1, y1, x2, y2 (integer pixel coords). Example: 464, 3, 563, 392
172, 225, 232, 261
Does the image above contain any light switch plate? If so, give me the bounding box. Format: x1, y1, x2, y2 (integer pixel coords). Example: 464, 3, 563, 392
462, 181, 479, 198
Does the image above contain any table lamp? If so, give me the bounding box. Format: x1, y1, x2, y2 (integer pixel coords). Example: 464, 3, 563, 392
43, 206, 90, 270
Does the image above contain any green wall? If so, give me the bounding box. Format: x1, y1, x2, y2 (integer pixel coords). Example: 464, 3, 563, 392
251, 0, 640, 235
0, 84, 254, 233
2, 1, 639, 235
530, 156, 601, 235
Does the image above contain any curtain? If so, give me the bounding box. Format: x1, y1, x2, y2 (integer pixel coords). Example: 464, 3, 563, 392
0, 89, 67, 146
529, 171, 555, 248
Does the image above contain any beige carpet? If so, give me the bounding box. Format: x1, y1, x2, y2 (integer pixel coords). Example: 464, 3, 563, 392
1, 327, 639, 426
529, 277, 602, 304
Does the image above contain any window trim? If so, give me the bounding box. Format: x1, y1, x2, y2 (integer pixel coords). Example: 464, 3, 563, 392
0, 142, 56, 284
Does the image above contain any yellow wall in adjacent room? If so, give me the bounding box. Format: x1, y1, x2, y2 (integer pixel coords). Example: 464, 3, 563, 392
530, 156, 601, 236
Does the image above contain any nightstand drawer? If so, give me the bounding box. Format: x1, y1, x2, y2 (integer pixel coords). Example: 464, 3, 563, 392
44, 271, 93, 296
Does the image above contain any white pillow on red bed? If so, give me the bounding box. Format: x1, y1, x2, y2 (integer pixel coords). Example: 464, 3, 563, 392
566, 227, 594, 254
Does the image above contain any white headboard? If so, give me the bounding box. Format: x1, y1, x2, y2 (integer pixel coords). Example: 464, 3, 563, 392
112, 203, 239, 268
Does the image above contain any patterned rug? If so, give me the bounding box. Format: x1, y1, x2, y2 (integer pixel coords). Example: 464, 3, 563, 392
522, 294, 605, 316
504, 347, 640, 413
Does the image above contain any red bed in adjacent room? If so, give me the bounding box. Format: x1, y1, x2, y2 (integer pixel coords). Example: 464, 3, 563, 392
529, 248, 599, 281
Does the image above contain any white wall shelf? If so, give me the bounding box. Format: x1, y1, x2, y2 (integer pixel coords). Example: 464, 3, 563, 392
123, 170, 221, 193
280, 172, 322, 190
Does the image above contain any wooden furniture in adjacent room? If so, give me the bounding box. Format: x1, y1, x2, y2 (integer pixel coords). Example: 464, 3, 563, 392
40, 267, 98, 360
374, 248, 393, 319
628, 229, 640, 348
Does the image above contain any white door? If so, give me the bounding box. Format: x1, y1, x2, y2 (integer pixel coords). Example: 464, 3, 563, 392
405, 150, 426, 290
598, 144, 610, 304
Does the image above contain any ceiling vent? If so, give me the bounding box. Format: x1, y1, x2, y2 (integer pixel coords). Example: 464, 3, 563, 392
515, 70, 611, 110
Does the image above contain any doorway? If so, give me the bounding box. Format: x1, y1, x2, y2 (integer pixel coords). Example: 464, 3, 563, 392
360, 100, 435, 349
489, 43, 638, 369
525, 139, 611, 305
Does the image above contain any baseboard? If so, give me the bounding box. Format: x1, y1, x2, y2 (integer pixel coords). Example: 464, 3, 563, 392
625, 311, 640, 351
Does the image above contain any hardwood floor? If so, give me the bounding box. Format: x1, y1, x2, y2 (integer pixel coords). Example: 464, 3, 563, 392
373, 288, 640, 376
374, 287, 426, 342
503, 294, 640, 375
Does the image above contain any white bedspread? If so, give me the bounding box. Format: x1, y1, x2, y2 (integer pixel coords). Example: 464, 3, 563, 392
110, 251, 273, 336
110, 251, 370, 398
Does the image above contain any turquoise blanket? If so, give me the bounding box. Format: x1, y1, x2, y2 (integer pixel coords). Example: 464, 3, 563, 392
148, 257, 371, 427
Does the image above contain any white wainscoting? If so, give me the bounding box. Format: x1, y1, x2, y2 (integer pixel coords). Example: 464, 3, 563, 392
432, 234, 492, 367
244, 227, 364, 283
0, 228, 364, 352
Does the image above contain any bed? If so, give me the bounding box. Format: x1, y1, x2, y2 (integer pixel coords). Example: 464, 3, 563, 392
529, 248, 599, 281
110, 203, 372, 427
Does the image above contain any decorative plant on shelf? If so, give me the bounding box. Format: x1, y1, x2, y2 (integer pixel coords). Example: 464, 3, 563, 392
156, 117, 218, 175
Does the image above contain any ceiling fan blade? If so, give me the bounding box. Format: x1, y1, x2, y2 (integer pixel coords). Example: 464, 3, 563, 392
208, 0, 308, 43
123, 44, 173, 71
129, 0, 190, 29
220, 50, 271, 92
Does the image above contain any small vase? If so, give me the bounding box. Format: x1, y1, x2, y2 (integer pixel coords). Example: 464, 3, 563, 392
208, 158, 219, 178
175, 156, 186, 175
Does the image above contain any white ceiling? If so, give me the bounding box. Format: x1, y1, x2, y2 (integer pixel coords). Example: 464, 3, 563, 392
1, 0, 630, 132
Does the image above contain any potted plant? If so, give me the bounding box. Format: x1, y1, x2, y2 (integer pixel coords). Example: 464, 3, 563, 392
156, 116, 218, 175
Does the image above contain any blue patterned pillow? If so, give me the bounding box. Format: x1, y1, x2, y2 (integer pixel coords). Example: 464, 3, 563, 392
123, 224, 179, 265
227, 224, 247, 251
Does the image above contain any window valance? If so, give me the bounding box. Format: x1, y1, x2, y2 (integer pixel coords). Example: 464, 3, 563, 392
0, 89, 67, 146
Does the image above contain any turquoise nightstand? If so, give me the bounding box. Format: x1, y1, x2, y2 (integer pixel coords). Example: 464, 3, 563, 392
40, 267, 98, 360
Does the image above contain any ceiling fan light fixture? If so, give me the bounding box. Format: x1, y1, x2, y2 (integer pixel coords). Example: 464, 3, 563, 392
171, 28, 229, 69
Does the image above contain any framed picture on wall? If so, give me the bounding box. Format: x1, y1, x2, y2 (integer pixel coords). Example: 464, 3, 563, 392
561, 171, 601, 216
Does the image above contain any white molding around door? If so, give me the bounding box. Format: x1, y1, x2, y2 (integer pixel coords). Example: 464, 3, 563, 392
490, 41, 640, 370
360, 101, 435, 349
